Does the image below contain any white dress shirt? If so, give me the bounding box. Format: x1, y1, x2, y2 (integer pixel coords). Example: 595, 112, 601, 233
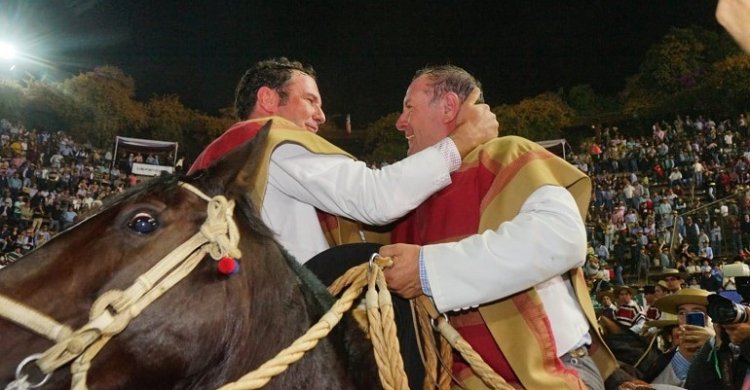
423, 185, 591, 355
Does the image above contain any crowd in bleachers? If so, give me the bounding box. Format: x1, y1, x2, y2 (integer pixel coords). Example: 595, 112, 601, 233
569, 114, 750, 290
567, 113, 750, 388
0, 118, 165, 269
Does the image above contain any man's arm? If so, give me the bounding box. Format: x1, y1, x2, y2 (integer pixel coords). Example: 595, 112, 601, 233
381, 185, 586, 312
269, 143, 454, 225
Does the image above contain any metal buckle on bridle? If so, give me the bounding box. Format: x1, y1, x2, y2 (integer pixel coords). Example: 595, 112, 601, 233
7, 353, 51, 389
430, 312, 449, 331
368, 253, 380, 270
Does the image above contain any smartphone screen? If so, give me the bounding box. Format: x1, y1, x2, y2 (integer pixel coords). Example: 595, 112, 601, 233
685, 312, 706, 327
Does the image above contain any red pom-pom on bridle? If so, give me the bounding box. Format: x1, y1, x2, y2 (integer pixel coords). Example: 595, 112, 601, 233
217, 256, 240, 276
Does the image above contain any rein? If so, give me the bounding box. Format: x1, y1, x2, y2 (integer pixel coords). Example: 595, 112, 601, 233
1, 182, 240, 390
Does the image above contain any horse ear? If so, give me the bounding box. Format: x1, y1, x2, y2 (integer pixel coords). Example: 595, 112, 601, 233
201, 120, 272, 198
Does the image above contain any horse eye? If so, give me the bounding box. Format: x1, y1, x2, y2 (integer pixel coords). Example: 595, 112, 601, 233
128, 213, 159, 234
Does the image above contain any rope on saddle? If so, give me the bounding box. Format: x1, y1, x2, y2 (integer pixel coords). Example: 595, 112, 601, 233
218, 256, 513, 390
217, 256, 409, 390
413, 296, 514, 390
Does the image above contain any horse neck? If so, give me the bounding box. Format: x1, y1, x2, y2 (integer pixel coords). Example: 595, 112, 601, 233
217, 224, 353, 388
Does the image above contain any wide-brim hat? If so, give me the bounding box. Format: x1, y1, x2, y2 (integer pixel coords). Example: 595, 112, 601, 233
656, 268, 685, 280
645, 319, 679, 329
653, 288, 710, 314
656, 280, 669, 290
613, 285, 637, 296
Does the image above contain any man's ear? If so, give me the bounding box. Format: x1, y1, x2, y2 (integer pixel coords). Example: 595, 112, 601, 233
256, 86, 280, 114
441, 92, 460, 124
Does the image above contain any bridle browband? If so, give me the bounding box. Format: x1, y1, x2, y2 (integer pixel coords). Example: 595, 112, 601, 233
1, 182, 241, 390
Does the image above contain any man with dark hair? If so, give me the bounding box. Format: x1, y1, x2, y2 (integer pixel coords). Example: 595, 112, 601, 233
380, 65, 617, 389
190, 58, 497, 263
233, 57, 317, 123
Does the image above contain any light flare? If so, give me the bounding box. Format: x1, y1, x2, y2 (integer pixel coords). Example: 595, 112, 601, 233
0, 43, 16, 60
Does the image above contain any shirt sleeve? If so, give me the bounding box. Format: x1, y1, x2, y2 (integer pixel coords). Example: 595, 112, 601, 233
268, 138, 458, 225
421, 185, 587, 312
669, 350, 691, 382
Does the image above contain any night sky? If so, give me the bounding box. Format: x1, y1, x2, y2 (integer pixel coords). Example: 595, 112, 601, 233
0, 0, 724, 127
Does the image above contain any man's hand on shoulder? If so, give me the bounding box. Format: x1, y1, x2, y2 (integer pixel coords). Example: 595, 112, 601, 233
379, 243, 423, 299
449, 87, 498, 158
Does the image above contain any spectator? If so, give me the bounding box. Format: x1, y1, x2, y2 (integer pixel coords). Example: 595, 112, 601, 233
61, 205, 77, 230
651, 288, 714, 387
613, 285, 646, 334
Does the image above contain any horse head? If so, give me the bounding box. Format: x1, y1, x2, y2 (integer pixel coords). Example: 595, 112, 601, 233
0, 121, 375, 389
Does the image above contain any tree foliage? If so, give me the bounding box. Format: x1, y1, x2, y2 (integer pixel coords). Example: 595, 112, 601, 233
621, 26, 743, 120
185, 114, 234, 159
493, 92, 574, 141
701, 54, 750, 115
0, 65, 235, 161
0, 80, 23, 123
561, 84, 618, 119
362, 112, 406, 163
21, 79, 76, 132
60, 65, 146, 147
144, 95, 192, 142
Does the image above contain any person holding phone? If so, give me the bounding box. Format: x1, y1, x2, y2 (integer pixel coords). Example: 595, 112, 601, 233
683, 292, 750, 389
650, 288, 714, 387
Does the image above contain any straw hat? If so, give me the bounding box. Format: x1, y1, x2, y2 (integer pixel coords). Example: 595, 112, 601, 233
656, 268, 685, 280
653, 288, 710, 314
644, 318, 679, 329
613, 285, 637, 296
646, 311, 678, 328
656, 280, 669, 290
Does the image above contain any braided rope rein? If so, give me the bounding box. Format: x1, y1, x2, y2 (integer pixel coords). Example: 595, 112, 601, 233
219, 256, 513, 390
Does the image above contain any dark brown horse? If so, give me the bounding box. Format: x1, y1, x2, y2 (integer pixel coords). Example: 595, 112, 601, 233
0, 124, 378, 389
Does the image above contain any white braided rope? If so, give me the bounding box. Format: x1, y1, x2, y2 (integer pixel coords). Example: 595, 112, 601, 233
0, 295, 73, 342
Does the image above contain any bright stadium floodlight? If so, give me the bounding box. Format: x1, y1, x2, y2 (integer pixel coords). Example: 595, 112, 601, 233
0, 42, 16, 60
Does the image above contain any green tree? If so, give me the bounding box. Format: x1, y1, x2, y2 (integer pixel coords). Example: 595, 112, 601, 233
701, 53, 750, 115
61, 65, 146, 147
622, 26, 740, 119
182, 113, 234, 160
363, 112, 405, 163
0, 80, 23, 122
493, 93, 574, 141
21, 79, 76, 132
144, 95, 237, 161
562, 84, 618, 119
639, 27, 734, 93
144, 95, 192, 142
